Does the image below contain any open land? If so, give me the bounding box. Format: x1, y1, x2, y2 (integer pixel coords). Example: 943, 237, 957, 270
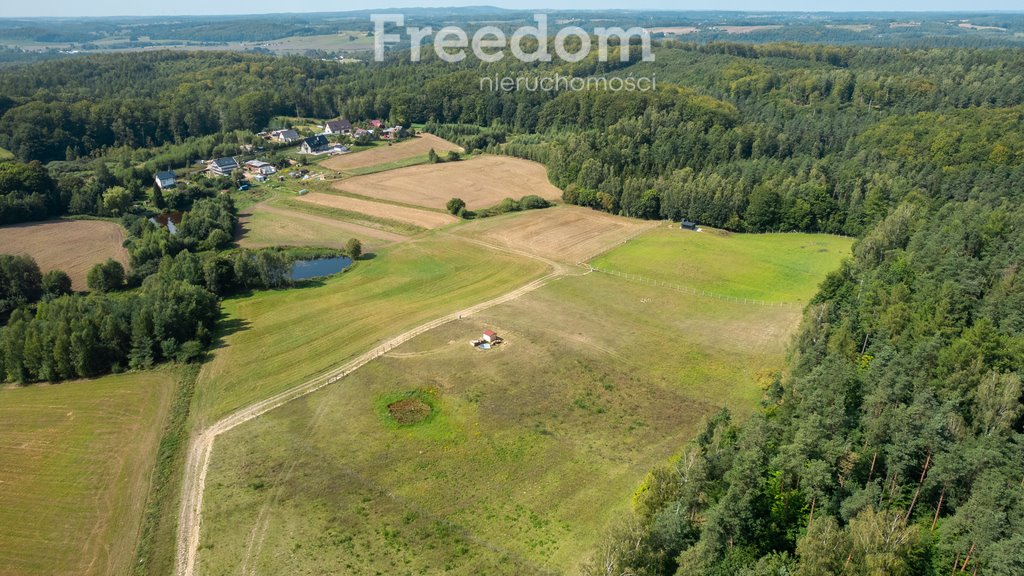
296, 192, 458, 230
320, 133, 463, 173
0, 219, 129, 291
0, 371, 177, 576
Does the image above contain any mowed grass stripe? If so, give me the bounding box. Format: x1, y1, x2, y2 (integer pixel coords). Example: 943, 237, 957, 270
0, 371, 177, 576
191, 235, 548, 425
590, 227, 853, 302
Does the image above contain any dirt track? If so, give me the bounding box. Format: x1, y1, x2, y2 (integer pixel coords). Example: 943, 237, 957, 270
174, 241, 573, 576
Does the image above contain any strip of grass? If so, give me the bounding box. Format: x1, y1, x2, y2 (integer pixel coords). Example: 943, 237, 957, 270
0, 370, 177, 576
340, 153, 431, 176
590, 227, 853, 302
273, 196, 426, 236
319, 184, 451, 215
191, 234, 548, 426
131, 365, 199, 576
0, 146, 14, 162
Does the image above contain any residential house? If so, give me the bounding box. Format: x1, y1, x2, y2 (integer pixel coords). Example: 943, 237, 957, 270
208, 157, 240, 177
154, 170, 176, 190
369, 119, 384, 129
244, 159, 277, 176
323, 118, 353, 136
271, 129, 300, 143
300, 135, 330, 154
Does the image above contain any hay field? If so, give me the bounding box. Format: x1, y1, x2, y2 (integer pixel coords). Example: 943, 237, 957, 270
0, 371, 177, 576
454, 205, 659, 263
332, 155, 562, 210
197, 229, 851, 575
237, 202, 406, 253
296, 192, 457, 230
0, 219, 129, 290
321, 134, 462, 173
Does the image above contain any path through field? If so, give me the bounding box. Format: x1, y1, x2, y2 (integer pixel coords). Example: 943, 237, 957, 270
175, 240, 573, 576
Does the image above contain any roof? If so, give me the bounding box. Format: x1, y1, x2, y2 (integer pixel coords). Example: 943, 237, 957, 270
155, 170, 176, 180
211, 157, 238, 169
302, 135, 329, 148
325, 118, 352, 132
274, 129, 300, 140
245, 160, 271, 168
483, 330, 497, 337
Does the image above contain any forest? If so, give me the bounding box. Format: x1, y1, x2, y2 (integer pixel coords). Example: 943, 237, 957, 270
0, 29, 1020, 573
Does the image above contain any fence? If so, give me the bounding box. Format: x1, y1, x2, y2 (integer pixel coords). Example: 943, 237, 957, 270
583, 265, 804, 308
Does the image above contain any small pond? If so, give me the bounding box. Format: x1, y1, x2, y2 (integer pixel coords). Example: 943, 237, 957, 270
289, 256, 353, 281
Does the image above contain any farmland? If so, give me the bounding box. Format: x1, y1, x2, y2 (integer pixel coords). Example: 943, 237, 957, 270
296, 191, 458, 230
590, 227, 853, 302
237, 202, 406, 253
453, 205, 660, 264
0, 371, 177, 576
332, 155, 563, 210
320, 133, 462, 174
0, 219, 128, 290
194, 220, 850, 574
191, 234, 548, 426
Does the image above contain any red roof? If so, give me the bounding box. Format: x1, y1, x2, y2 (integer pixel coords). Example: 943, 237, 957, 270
483, 330, 497, 337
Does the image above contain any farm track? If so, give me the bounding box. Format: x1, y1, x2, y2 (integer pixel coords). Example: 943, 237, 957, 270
174, 239, 571, 576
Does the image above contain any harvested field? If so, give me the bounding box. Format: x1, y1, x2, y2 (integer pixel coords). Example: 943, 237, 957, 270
237, 202, 406, 252
0, 219, 129, 290
0, 370, 177, 576
321, 134, 462, 173
297, 192, 457, 230
648, 26, 699, 34
453, 205, 659, 264
332, 155, 563, 211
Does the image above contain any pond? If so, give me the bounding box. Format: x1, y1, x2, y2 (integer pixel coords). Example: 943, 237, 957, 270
289, 256, 353, 281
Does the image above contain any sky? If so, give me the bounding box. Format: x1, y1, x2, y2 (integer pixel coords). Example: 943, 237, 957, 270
4, 0, 1023, 18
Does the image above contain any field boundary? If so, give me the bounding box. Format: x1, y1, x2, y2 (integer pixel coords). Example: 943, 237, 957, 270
175, 249, 564, 576
583, 265, 805, 307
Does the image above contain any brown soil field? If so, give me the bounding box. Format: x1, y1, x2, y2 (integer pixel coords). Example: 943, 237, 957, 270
332, 155, 563, 210
320, 133, 462, 172
237, 202, 407, 252
296, 192, 457, 229
0, 219, 129, 291
454, 205, 659, 264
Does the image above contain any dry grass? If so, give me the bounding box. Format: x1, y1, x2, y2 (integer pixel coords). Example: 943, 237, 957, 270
454, 205, 659, 264
321, 134, 462, 173
0, 219, 128, 291
332, 155, 563, 211
297, 192, 457, 230
237, 202, 407, 253
0, 371, 177, 576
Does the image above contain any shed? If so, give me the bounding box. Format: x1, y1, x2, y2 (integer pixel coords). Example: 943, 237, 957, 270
681, 219, 697, 230
482, 330, 499, 343
154, 170, 176, 190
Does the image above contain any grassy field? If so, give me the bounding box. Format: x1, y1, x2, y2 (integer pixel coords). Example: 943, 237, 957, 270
591, 226, 853, 302
332, 155, 563, 211
196, 223, 851, 574
0, 370, 178, 576
0, 219, 129, 290
237, 202, 407, 253
191, 235, 548, 426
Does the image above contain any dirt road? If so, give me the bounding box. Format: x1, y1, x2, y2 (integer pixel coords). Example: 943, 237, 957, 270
174, 241, 570, 576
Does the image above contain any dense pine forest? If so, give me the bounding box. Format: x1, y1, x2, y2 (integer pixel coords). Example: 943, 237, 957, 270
0, 27, 1021, 574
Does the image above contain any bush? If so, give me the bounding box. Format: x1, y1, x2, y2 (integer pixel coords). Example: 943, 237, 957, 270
87, 259, 126, 293
346, 238, 362, 260
446, 197, 466, 215
41, 270, 72, 299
